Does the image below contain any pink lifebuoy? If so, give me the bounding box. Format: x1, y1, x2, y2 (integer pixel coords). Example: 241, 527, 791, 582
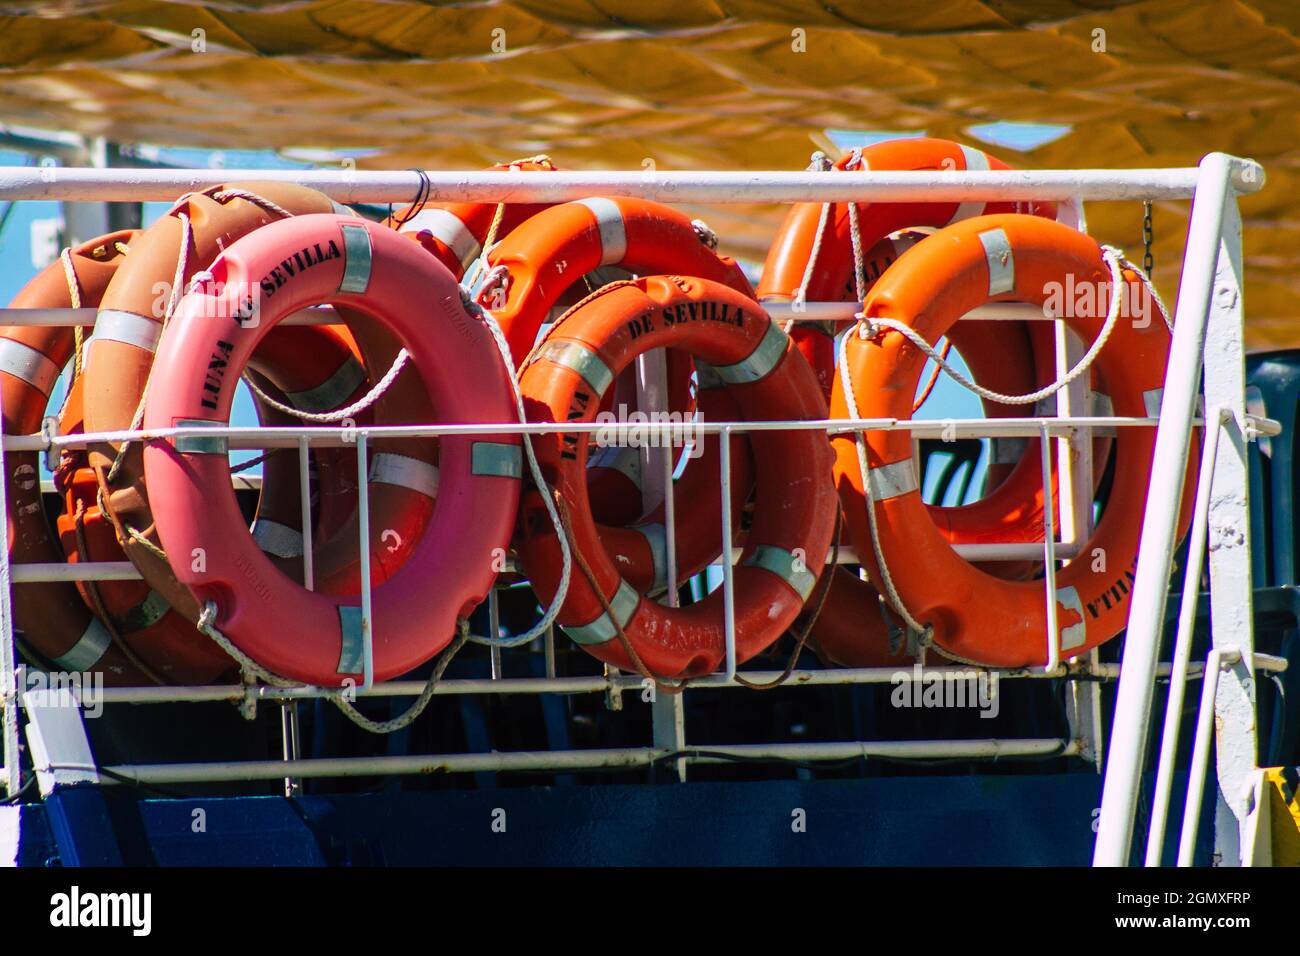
143, 214, 522, 685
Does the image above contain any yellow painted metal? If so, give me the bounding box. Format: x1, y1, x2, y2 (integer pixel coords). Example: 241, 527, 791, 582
1263, 768, 1300, 866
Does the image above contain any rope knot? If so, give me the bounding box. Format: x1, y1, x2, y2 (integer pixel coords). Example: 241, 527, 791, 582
691, 219, 718, 250
806, 151, 832, 172
198, 600, 218, 630
854, 313, 884, 342
474, 264, 511, 308
186, 269, 215, 295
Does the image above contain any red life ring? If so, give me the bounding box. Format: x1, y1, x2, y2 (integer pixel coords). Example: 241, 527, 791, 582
516, 275, 835, 678
831, 214, 1195, 667
77, 183, 373, 677
143, 214, 521, 685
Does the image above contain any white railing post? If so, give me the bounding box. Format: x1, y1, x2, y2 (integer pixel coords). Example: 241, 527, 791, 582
1144, 407, 1226, 864
1093, 153, 1249, 866
1203, 193, 1257, 866
0, 381, 19, 797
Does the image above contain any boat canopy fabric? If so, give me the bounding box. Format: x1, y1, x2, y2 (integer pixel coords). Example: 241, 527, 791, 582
1, 0, 1297, 347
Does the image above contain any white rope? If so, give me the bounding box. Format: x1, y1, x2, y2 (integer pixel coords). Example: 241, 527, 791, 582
459, 287, 573, 649
854, 245, 1133, 408
59, 248, 82, 310
197, 600, 467, 735
836, 332, 930, 641
212, 188, 295, 220
241, 350, 409, 422
788, 152, 835, 328
842, 149, 867, 303
691, 218, 718, 251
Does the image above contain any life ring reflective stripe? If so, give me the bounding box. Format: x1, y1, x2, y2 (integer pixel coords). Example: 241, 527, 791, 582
143, 215, 521, 686
516, 275, 835, 679
830, 214, 1195, 667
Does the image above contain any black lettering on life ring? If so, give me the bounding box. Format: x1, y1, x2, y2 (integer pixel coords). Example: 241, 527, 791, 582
258, 239, 342, 301
199, 339, 235, 410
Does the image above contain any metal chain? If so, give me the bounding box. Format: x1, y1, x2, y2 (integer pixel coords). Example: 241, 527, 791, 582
1142, 200, 1154, 278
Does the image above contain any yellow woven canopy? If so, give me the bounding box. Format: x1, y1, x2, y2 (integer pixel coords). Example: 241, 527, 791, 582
1, 0, 1297, 347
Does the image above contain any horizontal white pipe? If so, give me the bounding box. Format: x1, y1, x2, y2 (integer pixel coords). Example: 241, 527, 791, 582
0, 303, 1031, 328
1090, 653, 1286, 679
0, 306, 335, 328
87, 652, 1287, 706
708, 542, 1079, 568
86, 738, 1077, 784
4, 416, 1200, 455
499, 541, 1078, 571
11, 561, 140, 583
767, 302, 1057, 323
0, 165, 1264, 205
98, 664, 1067, 705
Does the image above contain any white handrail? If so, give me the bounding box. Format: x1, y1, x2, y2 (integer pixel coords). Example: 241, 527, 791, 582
0, 164, 1264, 204
1178, 647, 1242, 865
1094, 152, 1244, 866
1144, 407, 1227, 865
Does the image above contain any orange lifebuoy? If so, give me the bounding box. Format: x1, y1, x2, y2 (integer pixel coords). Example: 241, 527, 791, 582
772, 225, 1108, 667
759, 138, 1056, 400
516, 275, 835, 678
1, 231, 156, 682
143, 214, 522, 685
831, 213, 1195, 667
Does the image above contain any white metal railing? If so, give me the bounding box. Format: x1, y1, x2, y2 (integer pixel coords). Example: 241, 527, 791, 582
1093, 153, 1261, 867
0, 165, 1261, 204
0, 156, 1269, 868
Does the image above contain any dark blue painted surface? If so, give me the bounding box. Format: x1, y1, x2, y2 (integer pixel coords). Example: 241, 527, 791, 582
17, 771, 1216, 866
